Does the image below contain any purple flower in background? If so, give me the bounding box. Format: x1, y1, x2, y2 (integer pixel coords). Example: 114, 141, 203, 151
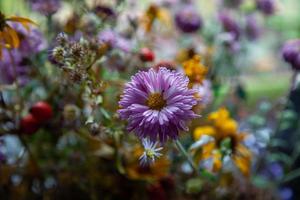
268, 162, 283, 178
29, 0, 61, 15
282, 39, 300, 71
193, 80, 212, 106
10, 22, 47, 55
175, 5, 202, 33
219, 32, 241, 52
0, 24, 46, 85
219, 11, 240, 40
118, 68, 198, 142
0, 50, 29, 86
256, 0, 275, 15
245, 15, 261, 40
261, 162, 283, 181
279, 188, 293, 200
98, 30, 131, 53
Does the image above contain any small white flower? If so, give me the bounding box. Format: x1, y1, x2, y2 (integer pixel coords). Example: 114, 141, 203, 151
139, 139, 163, 166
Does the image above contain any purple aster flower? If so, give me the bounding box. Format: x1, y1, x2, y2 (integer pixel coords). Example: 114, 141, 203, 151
175, 5, 202, 33
245, 15, 261, 41
256, 0, 275, 15
98, 30, 131, 53
118, 68, 198, 143
219, 11, 241, 40
29, 0, 61, 15
282, 39, 300, 71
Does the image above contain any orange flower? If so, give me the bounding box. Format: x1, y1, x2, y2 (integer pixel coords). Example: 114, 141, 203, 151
0, 12, 36, 59
192, 108, 252, 176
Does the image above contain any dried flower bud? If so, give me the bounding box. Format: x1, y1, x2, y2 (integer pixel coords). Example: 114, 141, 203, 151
68, 68, 87, 83
63, 104, 80, 121
70, 43, 85, 59
89, 123, 100, 135
52, 46, 66, 63
56, 32, 68, 46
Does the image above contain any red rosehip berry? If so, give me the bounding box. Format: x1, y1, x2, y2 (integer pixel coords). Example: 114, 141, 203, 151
140, 48, 155, 62
20, 114, 39, 134
30, 101, 53, 123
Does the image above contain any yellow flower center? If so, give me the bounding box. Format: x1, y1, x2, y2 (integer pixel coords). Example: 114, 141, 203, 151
145, 149, 155, 159
147, 93, 166, 110
215, 134, 238, 153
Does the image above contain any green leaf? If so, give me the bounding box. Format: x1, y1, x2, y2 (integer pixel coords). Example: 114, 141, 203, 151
85, 116, 94, 125
100, 108, 111, 120
252, 176, 270, 188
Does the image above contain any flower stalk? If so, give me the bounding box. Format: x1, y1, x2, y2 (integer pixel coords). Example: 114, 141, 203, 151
175, 140, 199, 175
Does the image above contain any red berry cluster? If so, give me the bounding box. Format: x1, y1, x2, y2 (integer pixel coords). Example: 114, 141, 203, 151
20, 101, 53, 135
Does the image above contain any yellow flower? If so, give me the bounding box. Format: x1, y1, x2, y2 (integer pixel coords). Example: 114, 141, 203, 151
182, 55, 208, 85
194, 126, 215, 140
192, 107, 252, 176
208, 107, 238, 136
0, 12, 36, 59
175, 48, 196, 63
141, 4, 171, 32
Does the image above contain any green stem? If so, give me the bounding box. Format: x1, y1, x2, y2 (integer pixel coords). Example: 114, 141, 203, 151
8, 50, 22, 121
46, 14, 53, 40
175, 140, 199, 175
18, 136, 34, 161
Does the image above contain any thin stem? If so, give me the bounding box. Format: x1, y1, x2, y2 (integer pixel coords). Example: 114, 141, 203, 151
86, 56, 100, 71
0, 91, 6, 108
46, 14, 53, 40
8, 50, 22, 120
175, 140, 199, 175
18, 136, 35, 162
114, 133, 125, 174
274, 71, 298, 136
